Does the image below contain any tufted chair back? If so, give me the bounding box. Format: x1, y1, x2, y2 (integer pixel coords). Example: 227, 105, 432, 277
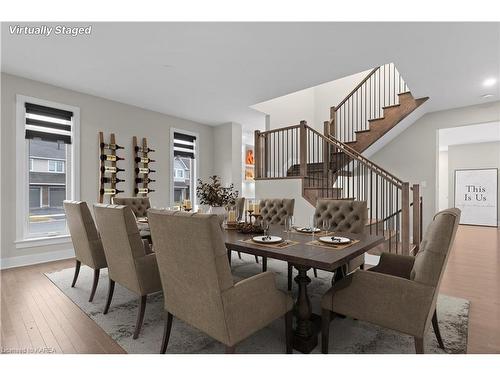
112, 197, 151, 218
64, 200, 107, 270
410, 208, 460, 287
259, 199, 295, 225
314, 199, 367, 234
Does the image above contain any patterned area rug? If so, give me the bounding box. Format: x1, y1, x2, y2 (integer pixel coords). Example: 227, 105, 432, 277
45, 254, 469, 354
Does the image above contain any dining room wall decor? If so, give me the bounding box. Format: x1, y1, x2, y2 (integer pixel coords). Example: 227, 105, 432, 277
133, 136, 156, 197
454, 168, 498, 227
98, 131, 125, 203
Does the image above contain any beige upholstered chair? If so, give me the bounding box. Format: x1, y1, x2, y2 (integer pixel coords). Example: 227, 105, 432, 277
112, 197, 150, 218
147, 209, 294, 354
64, 201, 107, 302
256, 198, 295, 272
93, 204, 162, 339
321, 208, 461, 354
228, 197, 246, 260
287, 199, 367, 290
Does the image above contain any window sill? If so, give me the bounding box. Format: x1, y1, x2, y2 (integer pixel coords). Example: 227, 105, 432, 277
15, 235, 72, 249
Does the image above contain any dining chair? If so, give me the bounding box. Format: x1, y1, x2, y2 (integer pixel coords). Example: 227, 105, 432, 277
148, 209, 294, 354
320, 208, 461, 354
93, 203, 162, 339
287, 199, 367, 290
228, 197, 246, 260
64, 200, 107, 302
112, 196, 150, 218
257, 198, 295, 272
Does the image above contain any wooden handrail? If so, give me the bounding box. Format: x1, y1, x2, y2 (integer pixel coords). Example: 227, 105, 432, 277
333, 66, 379, 111
304, 125, 404, 187
258, 124, 301, 136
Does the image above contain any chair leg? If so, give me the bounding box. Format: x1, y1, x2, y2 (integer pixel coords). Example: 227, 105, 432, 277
414, 337, 424, 354
432, 309, 445, 350
285, 310, 293, 354
262, 257, 267, 272
88, 268, 100, 302
360, 263, 365, 270
287, 264, 293, 291
225, 345, 236, 354
160, 311, 174, 354
133, 295, 148, 339
103, 279, 115, 314
313, 268, 318, 278
227, 249, 232, 265
237, 251, 242, 259
321, 308, 331, 354
255, 255, 259, 264
71, 260, 81, 287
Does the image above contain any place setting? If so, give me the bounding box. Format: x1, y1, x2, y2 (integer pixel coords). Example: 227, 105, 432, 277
241, 217, 299, 249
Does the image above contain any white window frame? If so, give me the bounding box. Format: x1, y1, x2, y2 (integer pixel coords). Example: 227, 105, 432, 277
48, 159, 65, 173
15, 95, 80, 247
29, 158, 34, 171
169, 128, 199, 207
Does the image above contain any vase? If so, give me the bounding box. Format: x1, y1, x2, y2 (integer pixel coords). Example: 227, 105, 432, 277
208, 206, 226, 216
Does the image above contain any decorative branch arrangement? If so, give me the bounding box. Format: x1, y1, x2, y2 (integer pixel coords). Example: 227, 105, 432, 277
196, 175, 238, 207
133, 136, 156, 197
98, 132, 125, 203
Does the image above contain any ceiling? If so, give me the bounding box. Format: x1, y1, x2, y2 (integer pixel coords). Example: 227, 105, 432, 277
439, 121, 500, 151
2, 22, 499, 130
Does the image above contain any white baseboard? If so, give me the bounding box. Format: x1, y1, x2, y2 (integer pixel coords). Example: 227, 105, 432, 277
0, 247, 75, 270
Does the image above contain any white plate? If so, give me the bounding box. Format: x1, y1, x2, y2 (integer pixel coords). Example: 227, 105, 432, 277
318, 236, 351, 245
295, 227, 321, 233
252, 235, 283, 244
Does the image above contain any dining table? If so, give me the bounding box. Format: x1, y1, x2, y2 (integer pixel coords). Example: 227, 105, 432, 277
136, 216, 384, 353
224, 228, 384, 353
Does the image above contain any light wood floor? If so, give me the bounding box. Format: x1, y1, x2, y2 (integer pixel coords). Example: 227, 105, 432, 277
1, 225, 499, 354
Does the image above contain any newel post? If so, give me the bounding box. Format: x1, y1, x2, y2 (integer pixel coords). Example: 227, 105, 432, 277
254, 130, 261, 179
412, 184, 421, 253
323, 121, 330, 176
401, 182, 410, 255
329, 106, 336, 138
299, 121, 307, 177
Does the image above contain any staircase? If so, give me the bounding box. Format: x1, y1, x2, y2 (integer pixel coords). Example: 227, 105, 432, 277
254, 63, 426, 256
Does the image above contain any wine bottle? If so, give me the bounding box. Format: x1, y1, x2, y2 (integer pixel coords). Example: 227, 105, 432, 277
134, 146, 155, 153
100, 142, 124, 150
135, 187, 155, 194
135, 167, 155, 174
100, 154, 124, 162
101, 166, 125, 173
100, 188, 124, 195
135, 177, 156, 183
134, 156, 155, 163
101, 177, 125, 184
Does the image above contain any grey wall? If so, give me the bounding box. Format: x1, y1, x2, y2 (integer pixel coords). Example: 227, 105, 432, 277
370, 100, 500, 231
1, 73, 215, 263
213, 122, 242, 194
448, 141, 500, 222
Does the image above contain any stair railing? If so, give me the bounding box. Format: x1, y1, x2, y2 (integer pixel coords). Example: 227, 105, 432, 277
329, 63, 409, 142
255, 122, 422, 255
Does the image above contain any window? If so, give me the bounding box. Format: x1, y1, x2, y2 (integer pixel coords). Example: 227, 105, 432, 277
171, 131, 197, 206
174, 168, 184, 179
17, 97, 79, 241
48, 159, 65, 173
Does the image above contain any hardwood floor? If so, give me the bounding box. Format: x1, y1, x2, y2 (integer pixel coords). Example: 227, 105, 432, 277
1, 224, 499, 354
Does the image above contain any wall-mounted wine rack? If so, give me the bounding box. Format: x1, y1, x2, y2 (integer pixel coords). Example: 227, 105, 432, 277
98, 132, 125, 203
133, 136, 156, 197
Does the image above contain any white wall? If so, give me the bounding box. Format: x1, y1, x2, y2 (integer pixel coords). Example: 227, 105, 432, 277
438, 151, 449, 210
1, 73, 215, 267
251, 69, 370, 132
447, 141, 500, 223
370, 100, 500, 231
213, 122, 243, 193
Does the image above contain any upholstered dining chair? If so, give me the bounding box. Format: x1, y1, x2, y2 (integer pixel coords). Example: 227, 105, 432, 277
93, 203, 162, 339
148, 209, 294, 354
257, 198, 295, 272
112, 196, 151, 218
287, 199, 367, 291
228, 197, 246, 260
64, 201, 107, 302
321, 208, 461, 354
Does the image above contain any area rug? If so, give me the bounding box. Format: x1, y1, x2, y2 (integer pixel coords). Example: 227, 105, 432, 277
45, 254, 469, 354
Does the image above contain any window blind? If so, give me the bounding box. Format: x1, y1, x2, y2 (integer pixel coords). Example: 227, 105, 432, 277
173, 132, 196, 159
25, 103, 73, 144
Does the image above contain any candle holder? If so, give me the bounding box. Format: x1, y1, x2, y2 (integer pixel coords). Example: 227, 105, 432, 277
183, 207, 192, 212
250, 213, 261, 226
246, 209, 254, 224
